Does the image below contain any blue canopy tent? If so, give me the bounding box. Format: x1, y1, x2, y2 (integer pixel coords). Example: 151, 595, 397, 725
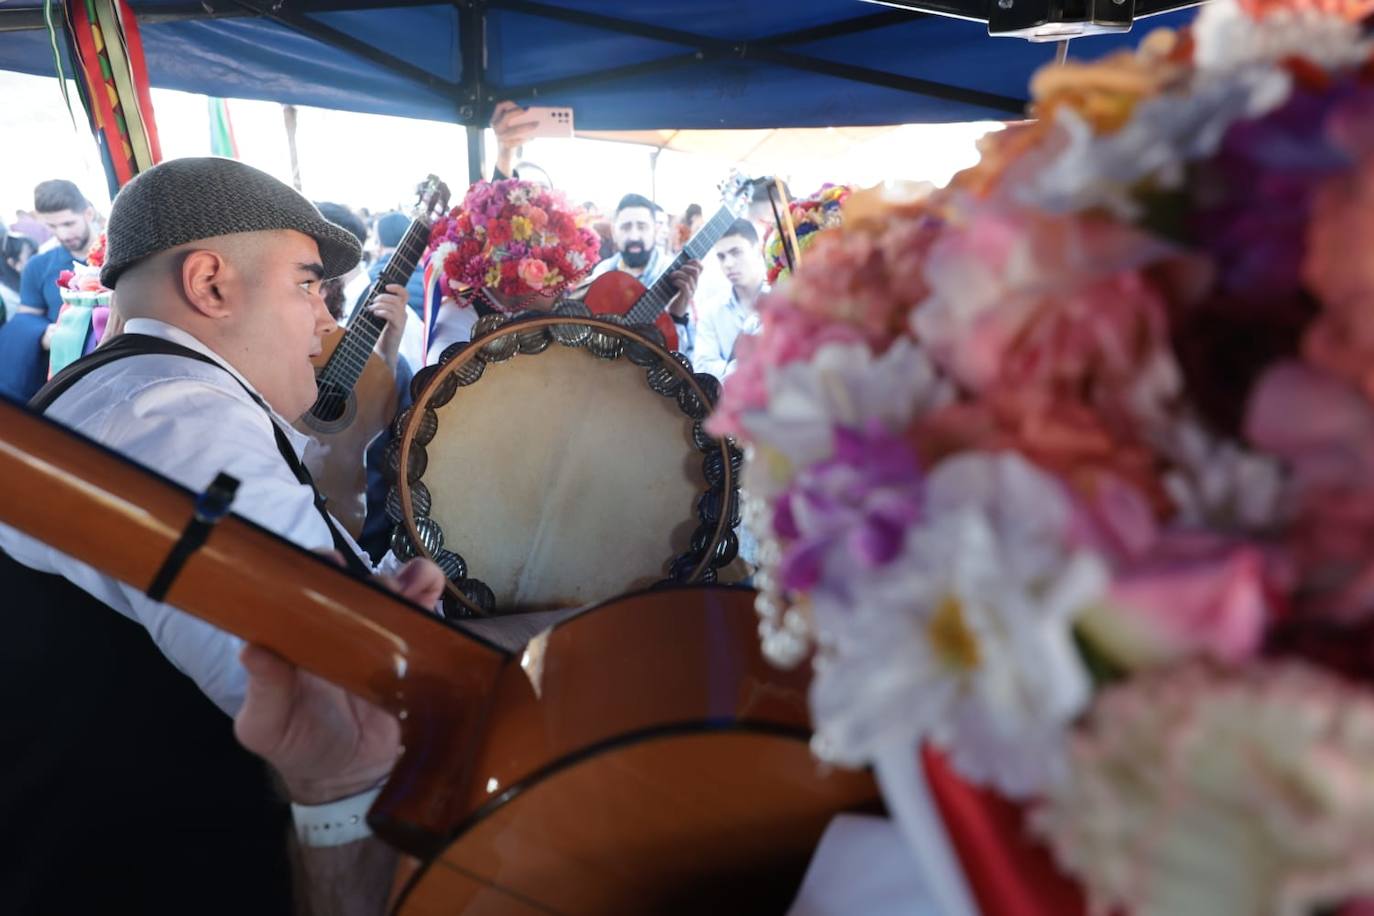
0, 0, 1199, 182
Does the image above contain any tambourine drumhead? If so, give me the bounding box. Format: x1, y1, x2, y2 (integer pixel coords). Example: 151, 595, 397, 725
393, 312, 740, 614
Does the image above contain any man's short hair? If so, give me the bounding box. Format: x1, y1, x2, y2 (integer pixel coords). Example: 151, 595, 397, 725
615, 193, 658, 217
721, 218, 759, 245
316, 202, 367, 246
34, 180, 90, 215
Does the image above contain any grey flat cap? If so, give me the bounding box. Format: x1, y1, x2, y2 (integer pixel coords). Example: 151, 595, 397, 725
101, 157, 362, 288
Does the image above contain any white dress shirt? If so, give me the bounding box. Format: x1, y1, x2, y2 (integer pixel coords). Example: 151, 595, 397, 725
0, 318, 381, 717
694, 284, 765, 380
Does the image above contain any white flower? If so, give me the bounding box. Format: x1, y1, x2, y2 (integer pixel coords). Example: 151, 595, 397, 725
506, 186, 531, 206
1015, 66, 1292, 219
807, 452, 1106, 799
431, 241, 456, 266
1035, 662, 1374, 916
1194, 0, 1372, 73
567, 250, 587, 271
739, 338, 950, 500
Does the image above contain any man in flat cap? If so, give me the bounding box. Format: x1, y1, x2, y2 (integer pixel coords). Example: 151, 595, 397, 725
0, 158, 436, 915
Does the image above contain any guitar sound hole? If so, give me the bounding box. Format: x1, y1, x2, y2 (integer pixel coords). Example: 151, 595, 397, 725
311, 381, 350, 423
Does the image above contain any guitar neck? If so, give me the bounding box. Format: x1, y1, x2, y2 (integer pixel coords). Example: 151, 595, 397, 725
318, 218, 431, 391
625, 205, 737, 327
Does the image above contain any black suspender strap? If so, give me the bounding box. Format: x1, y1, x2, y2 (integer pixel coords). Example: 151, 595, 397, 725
145, 472, 240, 603
31, 333, 372, 581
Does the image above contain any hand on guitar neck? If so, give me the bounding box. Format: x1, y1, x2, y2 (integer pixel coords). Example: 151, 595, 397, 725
364, 283, 409, 370
663, 260, 701, 317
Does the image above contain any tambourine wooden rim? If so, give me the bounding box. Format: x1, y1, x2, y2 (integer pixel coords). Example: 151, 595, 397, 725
389, 305, 741, 617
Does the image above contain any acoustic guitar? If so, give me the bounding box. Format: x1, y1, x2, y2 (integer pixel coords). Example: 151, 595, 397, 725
582, 174, 751, 353
0, 398, 880, 914
297, 176, 451, 537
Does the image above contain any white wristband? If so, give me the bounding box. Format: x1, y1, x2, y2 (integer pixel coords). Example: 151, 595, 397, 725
291, 785, 382, 847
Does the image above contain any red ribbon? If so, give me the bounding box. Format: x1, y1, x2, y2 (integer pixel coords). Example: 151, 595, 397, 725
921, 746, 1088, 916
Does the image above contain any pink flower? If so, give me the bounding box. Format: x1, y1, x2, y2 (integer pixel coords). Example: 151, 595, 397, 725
1070, 474, 1281, 669
915, 205, 1180, 428
779, 212, 939, 344
1247, 361, 1374, 622
517, 257, 549, 289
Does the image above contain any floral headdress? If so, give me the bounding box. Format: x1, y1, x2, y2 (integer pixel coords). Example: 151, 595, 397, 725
763, 184, 850, 285
426, 179, 601, 308
710, 1, 1374, 912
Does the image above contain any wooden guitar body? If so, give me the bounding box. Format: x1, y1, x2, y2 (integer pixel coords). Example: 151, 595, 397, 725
582, 270, 680, 351
294, 326, 398, 538
395, 586, 879, 915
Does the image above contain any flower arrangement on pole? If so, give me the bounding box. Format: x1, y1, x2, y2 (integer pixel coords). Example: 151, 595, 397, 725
710, 1, 1374, 912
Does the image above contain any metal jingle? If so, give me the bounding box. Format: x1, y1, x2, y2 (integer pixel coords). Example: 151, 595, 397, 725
647, 363, 681, 397
390, 406, 411, 439
516, 324, 552, 354
386, 479, 432, 524
389, 525, 418, 560
438, 341, 467, 365
480, 330, 519, 362
696, 487, 741, 527
409, 365, 437, 402
696, 566, 719, 585
426, 373, 460, 409
433, 548, 467, 582
691, 420, 716, 453
472, 313, 508, 337
624, 324, 664, 367
412, 408, 439, 446
690, 523, 714, 556
457, 577, 496, 614
413, 516, 445, 555
551, 300, 592, 346
692, 372, 722, 408
586, 327, 623, 360
711, 529, 740, 568
386, 438, 428, 484
668, 551, 704, 583
677, 382, 709, 420
703, 450, 726, 488
451, 355, 486, 387
439, 592, 478, 621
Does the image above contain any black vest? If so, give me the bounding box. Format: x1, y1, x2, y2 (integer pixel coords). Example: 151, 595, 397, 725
0, 334, 366, 914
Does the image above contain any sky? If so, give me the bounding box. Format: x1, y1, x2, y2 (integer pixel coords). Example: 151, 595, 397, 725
1, 69, 1001, 224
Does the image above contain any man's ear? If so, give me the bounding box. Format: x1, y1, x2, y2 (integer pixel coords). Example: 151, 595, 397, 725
181, 249, 234, 319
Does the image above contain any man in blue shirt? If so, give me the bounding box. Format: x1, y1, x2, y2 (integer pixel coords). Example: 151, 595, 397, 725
694, 219, 767, 380
0, 179, 100, 401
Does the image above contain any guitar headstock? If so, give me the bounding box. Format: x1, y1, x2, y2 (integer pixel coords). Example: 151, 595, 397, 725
413, 175, 452, 224
718, 170, 753, 219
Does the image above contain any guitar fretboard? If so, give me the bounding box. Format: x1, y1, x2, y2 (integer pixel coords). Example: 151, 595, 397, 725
316, 218, 431, 393
625, 205, 737, 327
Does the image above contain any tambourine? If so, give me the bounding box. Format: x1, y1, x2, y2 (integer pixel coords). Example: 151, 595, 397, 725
386, 303, 743, 616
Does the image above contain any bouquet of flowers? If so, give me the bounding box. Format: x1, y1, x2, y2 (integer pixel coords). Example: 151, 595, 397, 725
51, 233, 110, 375
710, 1, 1374, 913
426, 179, 601, 305
763, 183, 851, 285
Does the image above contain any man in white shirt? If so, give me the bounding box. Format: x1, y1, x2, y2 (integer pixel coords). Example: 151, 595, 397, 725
694, 219, 768, 380
0, 157, 441, 916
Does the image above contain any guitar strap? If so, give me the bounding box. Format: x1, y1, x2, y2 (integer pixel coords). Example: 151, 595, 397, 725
32, 333, 372, 577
